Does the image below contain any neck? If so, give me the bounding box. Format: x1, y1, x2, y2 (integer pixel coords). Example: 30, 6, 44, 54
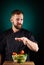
12, 25, 19, 33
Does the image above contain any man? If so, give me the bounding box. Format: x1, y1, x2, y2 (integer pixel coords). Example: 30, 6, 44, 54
0, 9, 39, 62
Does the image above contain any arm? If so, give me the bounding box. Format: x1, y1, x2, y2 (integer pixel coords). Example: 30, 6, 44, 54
0, 33, 6, 65
25, 37, 39, 52
15, 37, 39, 52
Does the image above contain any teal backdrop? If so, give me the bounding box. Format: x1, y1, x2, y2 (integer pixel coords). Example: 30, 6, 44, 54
0, 0, 44, 65
0, 0, 42, 36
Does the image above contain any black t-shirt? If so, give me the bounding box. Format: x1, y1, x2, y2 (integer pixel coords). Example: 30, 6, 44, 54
0, 28, 37, 61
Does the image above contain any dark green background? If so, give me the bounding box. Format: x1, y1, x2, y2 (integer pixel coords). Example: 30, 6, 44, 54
0, 0, 42, 34
0, 0, 44, 65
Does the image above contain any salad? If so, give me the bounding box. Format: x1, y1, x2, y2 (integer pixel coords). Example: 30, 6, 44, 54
12, 50, 27, 63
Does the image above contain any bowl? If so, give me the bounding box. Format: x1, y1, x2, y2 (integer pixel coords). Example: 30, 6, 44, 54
12, 54, 27, 63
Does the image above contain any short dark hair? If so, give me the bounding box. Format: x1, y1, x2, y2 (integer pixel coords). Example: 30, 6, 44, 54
11, 9, 24, 16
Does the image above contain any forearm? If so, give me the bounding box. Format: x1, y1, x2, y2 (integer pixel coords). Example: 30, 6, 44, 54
26, 39, 39, 52
15, 37, 39, 52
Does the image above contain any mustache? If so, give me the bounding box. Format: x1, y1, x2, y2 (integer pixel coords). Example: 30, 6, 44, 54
17, 22, 22, 25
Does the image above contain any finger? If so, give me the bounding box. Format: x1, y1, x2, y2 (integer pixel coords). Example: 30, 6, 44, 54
15, 38, 23, 41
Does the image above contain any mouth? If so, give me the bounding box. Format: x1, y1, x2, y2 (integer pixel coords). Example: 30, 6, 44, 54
17, 22, 22, 25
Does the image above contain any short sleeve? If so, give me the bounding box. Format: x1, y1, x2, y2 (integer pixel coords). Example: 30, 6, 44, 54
28, 32, 37, 43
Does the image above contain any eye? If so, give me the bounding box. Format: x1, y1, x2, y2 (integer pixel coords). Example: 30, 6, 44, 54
21, 19, 23, 21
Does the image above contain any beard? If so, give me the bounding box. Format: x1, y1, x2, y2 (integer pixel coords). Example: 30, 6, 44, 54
14, 24, 22, 30
12, 21, 23, 30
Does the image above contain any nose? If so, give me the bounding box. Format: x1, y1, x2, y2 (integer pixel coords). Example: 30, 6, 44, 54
19, 20, 21, 23
18, 20, 23, 24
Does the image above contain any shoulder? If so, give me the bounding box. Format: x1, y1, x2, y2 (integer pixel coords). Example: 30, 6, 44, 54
21, 28, 32, 34
21, 28, 32, 37
21, 28, 37, 42
0, 28, 12, 39
3, 28, 12, 35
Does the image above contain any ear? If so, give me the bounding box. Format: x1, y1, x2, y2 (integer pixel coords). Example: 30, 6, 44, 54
10, 17, 13, 23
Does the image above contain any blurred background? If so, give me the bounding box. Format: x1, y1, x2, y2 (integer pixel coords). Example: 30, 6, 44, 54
0, 0, 44, 65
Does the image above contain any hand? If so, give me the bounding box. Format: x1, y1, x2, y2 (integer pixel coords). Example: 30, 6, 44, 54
15, 37, 28, 45
15, 37, 39, 52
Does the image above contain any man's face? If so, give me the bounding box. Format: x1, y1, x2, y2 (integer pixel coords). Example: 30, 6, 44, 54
11, 14, 23, 29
